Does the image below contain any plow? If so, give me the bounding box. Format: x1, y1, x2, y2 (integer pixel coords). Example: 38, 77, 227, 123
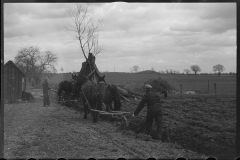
49, 53, 141, 125
50, 84, 137, 126
91, 109, 132, 126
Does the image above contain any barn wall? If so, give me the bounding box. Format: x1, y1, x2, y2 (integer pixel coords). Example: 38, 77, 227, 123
4, 62, 24, 102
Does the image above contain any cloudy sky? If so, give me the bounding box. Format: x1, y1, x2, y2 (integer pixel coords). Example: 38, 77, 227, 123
4, 2, 236, 73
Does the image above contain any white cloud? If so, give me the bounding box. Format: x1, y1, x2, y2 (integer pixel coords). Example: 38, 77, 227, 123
3, 3, 236, 73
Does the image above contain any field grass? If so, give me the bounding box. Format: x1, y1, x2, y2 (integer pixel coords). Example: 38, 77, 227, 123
4, 91, 206, 159
48, 72, 236, 96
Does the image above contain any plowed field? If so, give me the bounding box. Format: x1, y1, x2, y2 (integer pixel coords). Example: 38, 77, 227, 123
120, 95, 236, 160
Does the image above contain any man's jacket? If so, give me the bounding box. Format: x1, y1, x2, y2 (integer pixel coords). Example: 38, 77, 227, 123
134, 91, 161, 116
42, 81, 50, 94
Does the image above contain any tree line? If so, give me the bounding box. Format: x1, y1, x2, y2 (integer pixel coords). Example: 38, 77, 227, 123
14, 46, 58, 85
131, 64, 232, 76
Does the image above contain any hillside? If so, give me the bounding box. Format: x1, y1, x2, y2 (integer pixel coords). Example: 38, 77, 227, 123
137, 70, 160, 74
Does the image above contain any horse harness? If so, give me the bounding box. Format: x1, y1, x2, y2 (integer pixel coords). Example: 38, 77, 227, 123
80, 82, 114, 111
80, 82, 101, 111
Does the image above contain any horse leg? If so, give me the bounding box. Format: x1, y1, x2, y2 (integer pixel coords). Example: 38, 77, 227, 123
105, 104, 112, 112
58, 89, 62, 104
114, 99, 121, 111
58, 95, 61, 104
91, 101, 98, 123
109, 103, 114, 111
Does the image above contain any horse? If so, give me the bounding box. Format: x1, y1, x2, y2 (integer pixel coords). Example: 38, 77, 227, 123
98, 80, 122, 112
57, 80, 74, 105
73, 75, 102, 123
74, 75, 122, 123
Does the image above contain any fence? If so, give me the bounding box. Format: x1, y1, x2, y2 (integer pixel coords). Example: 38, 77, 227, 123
178, 81, 219, 95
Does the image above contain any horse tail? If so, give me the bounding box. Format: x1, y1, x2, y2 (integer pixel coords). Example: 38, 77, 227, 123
108, 84, 122, 111
114, 85, 122, 111
111, 84, 120, 100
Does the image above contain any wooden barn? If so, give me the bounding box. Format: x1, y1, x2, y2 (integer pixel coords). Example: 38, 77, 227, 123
4, 60, 25, 103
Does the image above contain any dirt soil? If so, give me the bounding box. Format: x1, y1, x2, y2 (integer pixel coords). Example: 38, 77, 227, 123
120, 95, 236, 160
4, 89, 206, 159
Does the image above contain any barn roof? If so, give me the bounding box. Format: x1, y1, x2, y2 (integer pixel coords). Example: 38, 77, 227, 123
4, 60, 25, 76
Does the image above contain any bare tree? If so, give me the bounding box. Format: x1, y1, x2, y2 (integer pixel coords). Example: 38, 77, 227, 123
190, 65, 201, 75
15, 46, 58, 85
166, 69, 169, 74
213, 64, 225, 76
60, 67, 64, 73
63, 4, 103, 59
184, 69, 191, 75
132, 65, 140, 73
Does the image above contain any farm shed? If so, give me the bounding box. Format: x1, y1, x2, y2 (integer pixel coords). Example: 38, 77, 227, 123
4, 60, 25, 103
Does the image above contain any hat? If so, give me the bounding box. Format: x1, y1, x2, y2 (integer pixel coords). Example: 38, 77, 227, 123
145, 84, 152, 89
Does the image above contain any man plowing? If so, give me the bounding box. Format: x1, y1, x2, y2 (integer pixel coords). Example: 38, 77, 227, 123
132, 84, 163, 141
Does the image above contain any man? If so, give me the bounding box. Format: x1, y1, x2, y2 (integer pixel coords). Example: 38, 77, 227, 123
42, 77, 51, 107
132, 84, 163, 140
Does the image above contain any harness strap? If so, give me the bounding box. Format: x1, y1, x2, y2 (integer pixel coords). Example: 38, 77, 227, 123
81, 88, 92, 110
106, 83, 113, 89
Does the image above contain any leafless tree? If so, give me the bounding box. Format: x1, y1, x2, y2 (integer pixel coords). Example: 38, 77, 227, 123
166, 69, 169, 74
15, 46, 58, 85
184, 69, 191, 75
63, 4, 103, 59
132, 65, 140, 73
190, 65, 201, 75
213, 64, 225, 76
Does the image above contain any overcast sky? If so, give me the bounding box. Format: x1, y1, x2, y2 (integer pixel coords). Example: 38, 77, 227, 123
4, 2, 236, 73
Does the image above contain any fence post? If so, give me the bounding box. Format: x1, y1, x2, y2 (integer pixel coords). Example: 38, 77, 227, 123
214, 83, 216, 95
208, 80, 209, 94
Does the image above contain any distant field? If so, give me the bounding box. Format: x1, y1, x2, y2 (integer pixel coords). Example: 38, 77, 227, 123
159, 74, 236, 95
48, 72, 236, 96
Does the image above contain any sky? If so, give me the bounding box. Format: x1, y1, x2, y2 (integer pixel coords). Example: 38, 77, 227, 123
4, 2, 236, 73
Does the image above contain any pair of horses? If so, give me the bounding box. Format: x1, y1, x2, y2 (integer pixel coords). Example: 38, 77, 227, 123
58, 74, 122, 123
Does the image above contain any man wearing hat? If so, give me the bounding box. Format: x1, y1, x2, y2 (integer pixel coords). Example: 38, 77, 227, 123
42, 77, 51, 107
132, 84, 163, 140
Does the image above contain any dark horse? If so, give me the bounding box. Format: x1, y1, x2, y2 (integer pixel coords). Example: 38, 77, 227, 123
57, 79, 74, 105
74, 75, 122, 123
98, 80, 122, 112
